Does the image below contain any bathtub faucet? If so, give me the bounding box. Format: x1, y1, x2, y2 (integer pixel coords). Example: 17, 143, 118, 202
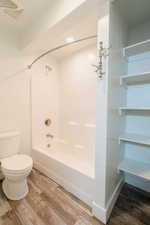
46, 133, 54, 138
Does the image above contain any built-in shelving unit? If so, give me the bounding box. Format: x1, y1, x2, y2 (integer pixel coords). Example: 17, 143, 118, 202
119, 35, 150, 184
121, 72, 150, 85
119, 159, 150, 180
123, 39, 150, 57
120, 133, 150, 146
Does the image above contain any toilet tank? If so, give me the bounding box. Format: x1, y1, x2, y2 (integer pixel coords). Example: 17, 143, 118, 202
0, 131, 20, 159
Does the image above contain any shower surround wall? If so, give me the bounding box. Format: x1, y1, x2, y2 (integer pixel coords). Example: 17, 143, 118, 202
32, 44, 96, 157
32, 56, 60, 148
59, 45, 96, 165
32, 44, 97, 205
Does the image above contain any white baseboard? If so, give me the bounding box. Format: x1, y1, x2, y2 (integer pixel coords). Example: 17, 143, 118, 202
33, 162, 93, 207
92, 202, 107, 224
92, 178, 124, 224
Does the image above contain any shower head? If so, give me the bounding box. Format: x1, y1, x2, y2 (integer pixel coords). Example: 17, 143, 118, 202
45, 65, 52, 75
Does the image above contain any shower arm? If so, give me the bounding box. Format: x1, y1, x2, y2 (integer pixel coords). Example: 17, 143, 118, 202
27, 35, 97, 69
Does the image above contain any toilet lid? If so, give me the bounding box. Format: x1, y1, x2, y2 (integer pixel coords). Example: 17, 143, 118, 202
1, 154, 33, 173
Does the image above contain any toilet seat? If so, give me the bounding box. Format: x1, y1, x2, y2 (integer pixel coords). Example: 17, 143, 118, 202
1, 154, 33, 174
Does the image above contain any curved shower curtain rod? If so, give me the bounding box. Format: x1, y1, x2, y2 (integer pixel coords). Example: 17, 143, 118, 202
0, 35, 97, 83
28, 35, 97, 69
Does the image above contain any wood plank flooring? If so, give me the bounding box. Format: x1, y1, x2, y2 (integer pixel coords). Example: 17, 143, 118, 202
0, 169, 150, 225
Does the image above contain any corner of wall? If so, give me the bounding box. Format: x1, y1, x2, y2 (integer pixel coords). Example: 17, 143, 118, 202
92, 177, 124, 224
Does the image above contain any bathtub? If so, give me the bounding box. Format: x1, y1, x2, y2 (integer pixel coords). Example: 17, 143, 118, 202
32, 141, 95, 206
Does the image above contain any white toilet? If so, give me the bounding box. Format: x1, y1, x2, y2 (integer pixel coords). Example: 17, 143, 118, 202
0, 131, 33, 200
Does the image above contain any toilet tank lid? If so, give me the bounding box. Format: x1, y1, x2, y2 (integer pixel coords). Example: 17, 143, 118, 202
0, 131, 20, 139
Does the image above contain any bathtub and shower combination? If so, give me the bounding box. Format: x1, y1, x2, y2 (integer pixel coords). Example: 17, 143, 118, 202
31, 41, 97, 206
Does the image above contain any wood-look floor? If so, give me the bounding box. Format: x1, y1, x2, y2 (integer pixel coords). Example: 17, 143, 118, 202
0, 169, 150, 225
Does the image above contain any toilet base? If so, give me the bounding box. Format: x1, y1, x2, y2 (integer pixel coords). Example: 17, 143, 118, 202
2, 178, 29, 200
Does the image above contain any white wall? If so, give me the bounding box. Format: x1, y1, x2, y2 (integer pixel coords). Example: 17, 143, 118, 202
0, 71, 31, 155
0, 24, 32, 155
59, 44, 97, 164
128, 20, 150, 45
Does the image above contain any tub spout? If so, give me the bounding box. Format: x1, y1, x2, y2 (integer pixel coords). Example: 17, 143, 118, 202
46, 133, 54, 138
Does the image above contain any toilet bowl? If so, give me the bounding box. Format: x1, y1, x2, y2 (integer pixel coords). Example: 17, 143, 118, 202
1, 154, 33, 200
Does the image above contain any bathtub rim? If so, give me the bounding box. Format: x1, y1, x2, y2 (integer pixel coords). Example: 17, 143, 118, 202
32, 146, 95, 179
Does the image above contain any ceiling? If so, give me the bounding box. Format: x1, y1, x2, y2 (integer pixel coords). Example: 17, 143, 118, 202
0, 0, 102, 59
23, 0, 100, 59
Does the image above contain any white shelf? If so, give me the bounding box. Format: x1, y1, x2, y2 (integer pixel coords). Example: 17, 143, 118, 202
121, 72, 150, 85
120, 133, 150, 146
120, 107, 150, 111
123, 39, 150, 57
119, 158, 150, 181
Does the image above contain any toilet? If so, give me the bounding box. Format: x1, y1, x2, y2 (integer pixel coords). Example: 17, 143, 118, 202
0, 131, 33, 200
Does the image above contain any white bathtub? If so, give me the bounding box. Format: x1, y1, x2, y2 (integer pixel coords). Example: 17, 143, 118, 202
32, 141, 95, 206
